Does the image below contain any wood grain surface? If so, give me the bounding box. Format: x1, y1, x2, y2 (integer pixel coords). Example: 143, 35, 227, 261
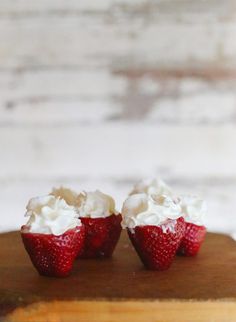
1, 230, 236, 321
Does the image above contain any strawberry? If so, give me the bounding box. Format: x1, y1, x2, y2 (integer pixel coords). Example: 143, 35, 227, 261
21, 226, 85, 277
128, 217, 185, 270
79, 214, 122, 259
177, 222, 206, 256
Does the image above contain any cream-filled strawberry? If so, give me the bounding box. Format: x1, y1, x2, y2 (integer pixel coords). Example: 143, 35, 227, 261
177, 195, 207, 256
122, 193, 185, 270
21, 195, 85, 277
77, 190, 122, 258
130, 178, 172, 196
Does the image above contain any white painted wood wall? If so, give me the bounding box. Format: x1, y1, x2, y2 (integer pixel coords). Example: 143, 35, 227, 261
0, 0, 236, 236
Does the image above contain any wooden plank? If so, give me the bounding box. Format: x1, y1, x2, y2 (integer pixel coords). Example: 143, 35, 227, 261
6, 301, 236, 322
0, 0, 235, 18
0, 0, 115, 14
0, 70, 236, 124
0, 102, 121, 125
0, 69, 126, 102
0, 125, 235, 178
1, 231, 236, 321
0, 17, 236, 69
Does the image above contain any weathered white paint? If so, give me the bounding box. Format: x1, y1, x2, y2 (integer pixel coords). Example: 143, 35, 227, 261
1, 72, 236, 124
1, 18, 236, 69
0, 0, 236, 70
0, 124, 235, 179
0, 0, 236, 235
1, 0, 235, 19
149, 91, 236, 124
0, 103, 122, 125
0, 0, 117, 13
0, 70, 126, 102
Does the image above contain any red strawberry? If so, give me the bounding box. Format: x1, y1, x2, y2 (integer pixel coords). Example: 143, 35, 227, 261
177, 222, 206, 256
79, 214, 122, 259
21, 226, 85, 277
128, 217, 185, 270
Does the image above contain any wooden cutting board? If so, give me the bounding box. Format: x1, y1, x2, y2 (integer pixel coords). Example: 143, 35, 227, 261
1, 230, 236, 322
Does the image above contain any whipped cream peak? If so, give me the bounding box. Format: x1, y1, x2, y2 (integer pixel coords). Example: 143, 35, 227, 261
121, 193, 182, 229
77, 190, 117, 218
23, 195, 81, 235
180, 195, 207, 226
130, 178, 172, 196
50, 186, 78, 206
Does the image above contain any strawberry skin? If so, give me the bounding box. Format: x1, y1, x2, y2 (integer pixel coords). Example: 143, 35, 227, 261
177, 222, 206, 256
21, 226, 85, 277
128, 217, 186, 270
79, 214, 122, 259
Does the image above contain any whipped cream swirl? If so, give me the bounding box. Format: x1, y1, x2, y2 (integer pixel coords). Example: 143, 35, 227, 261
50, 186, 78, 206
180, 195, 207, 226
122, 193, 182, 229
130, 178, 172, 196
23, 195, 81, 235
77, 190, 117, 218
